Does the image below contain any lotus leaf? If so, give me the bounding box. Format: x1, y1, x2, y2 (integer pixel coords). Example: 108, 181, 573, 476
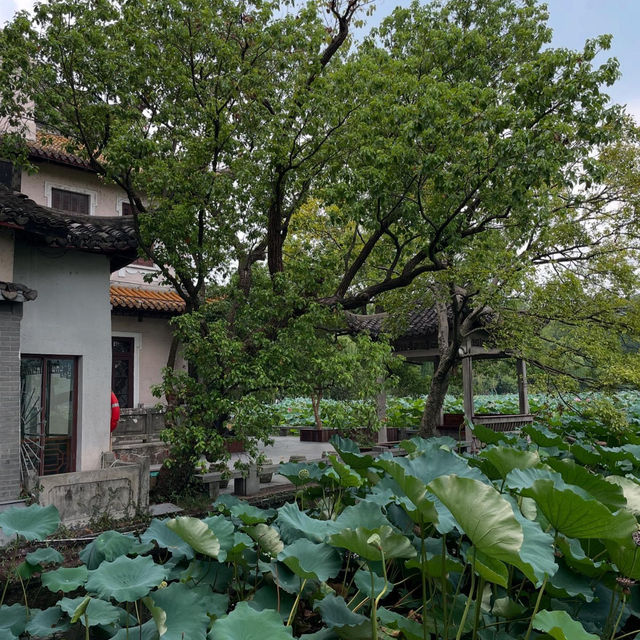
0, 504, 59, 540
330, 435, 375, 470
79, 530, 153, 568
330, 524, 416, 562
523, 423, 567, 448
518, 478, 637, 539
26, 547, 63, 566
230, 502, 276, 525
110, 619, 160, 640
15, 560, 39, 579
353, 569, 390, 599
547, 560, 595, 602
467, 547, 509, 587
277, 462, 326, 485
142, 595, 167, 636
58, 596, 122, 626
533, 610, 599, 640
210, 601, 293, 640
491, 597, 527, 620
605, 538, 640, 580
213, 494, 244, 512
247, 523, 284, 557
334, 501, 390, 531
402, 436, 458, 454
202, 514, 236, 558
405, 537, 464, 578
327, 455, 363, 487
151, 581, 211, 640
41, 566, 89, 593
314, 593, 368, 631
0, 604, 27, 635
167, 516, 221, 558
556, 536, 608, 578
141, 518, 194, 559
378, 606, 436, 639
607, 475, 640, 515
278, 538, 342, 581
546, 458, 627, 511
24, 606, 70, 637
277, 502, 336, 543
478, 446, 541, 479
471, 423, 516, 445
248, 585, 295, 620
86, 555, 166, 602
427, 475, 524, 564
300, 629, 339, 640
0, 630, 17, 640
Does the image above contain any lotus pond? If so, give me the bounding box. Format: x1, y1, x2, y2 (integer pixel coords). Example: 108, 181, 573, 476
2, 418, 640, 639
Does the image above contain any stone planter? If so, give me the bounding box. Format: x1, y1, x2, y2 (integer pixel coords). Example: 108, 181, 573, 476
259, 458, 274, 483
299, 428, 339, 443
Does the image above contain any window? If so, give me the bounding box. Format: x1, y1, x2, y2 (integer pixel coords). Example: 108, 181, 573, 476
0, 161, 14, 188
121, 201, 133, 216
112, 337, 135, 408
51, 187, 90, 214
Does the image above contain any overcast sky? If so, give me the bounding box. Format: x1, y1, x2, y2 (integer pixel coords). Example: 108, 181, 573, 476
2, 0, 639, 120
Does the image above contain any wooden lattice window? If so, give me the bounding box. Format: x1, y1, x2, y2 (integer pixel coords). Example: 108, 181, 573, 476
51, 187, 90, 214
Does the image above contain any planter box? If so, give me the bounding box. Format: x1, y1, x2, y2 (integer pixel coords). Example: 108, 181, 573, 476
299, 428, 339, 443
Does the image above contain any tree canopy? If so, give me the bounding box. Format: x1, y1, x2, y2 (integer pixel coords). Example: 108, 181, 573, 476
2, 0, 639, 448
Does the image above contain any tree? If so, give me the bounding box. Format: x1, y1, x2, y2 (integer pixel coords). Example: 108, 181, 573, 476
1, 0, 637, 453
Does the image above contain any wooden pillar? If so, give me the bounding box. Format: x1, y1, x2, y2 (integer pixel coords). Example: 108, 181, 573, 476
462, 341, 474, 443
434, 357, 444, 428
517, 358, 530, 415
376, 380, 387, 443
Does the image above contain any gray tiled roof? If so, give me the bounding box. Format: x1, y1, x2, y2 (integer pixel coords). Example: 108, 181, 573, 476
345, 306, 442, 338
0, 185, 138, 270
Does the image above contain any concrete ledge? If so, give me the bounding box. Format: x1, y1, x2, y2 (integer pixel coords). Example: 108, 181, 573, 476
31, 460, 149, 526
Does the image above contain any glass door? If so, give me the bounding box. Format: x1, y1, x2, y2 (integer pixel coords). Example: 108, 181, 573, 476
20, 356, 77, 476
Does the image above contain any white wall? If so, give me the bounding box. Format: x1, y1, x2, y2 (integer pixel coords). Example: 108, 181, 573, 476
20, 163, 127, 217
111, 315, 187, 407
14, 244, 112, 471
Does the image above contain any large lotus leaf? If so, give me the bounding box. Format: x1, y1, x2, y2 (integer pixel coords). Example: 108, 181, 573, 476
546, 458, 627, 511
300, 629, 339, 640
334, 501, 390, 532
0, 604, 27, 635
213, 494, 244, 512
503, 494, 557, 586
606, 475, 640, 515
491, 597, 527, 620
405, 537, 464, 578
478, 447, 540, 480
373, 458, 438, 524
226, 532, 254, 560
427, 475, 523, 564
547, 560, 595, 602
276, 502, 336, 543
248, 585, 295, 620
330, 435, 375, 470
402, 436, 458, 455
202, 514, 236, 559
523, 423, 567, 448
24, 606, 70, 637
167, 516, 221, 558
353, 569, 391, 599
518, 478, 637, 539
180, 559, 233, 592
570, 443, 602, 467
314, 594, 368, 635
505, 466, 565, 492
277, 462, 326, 486
79, 530, 153, 569
58, 596, 122, 626
327, 455, 363, 488
0, 504, 59, 540
0, 630, 17, 640
86, 555, 166, 602
467, 547, 509, 587
605, 538, 640, 580
210, 601, 293, 640
260, 560, 310, 595
110, 619, 159, 640
142, 595, 167, 636
141, 518, 194, 560
597, 445, 640, 468
26, 547, 63, 566
556, 536, 608, 578
151, 581, 211, 640
533, 610, 599, 640
41, 565, 89, 593
378, 606, 436, 639
471, 423, 517, 445
278, 539, 342, 581
230, 503, 276, 525
247, 523, 284, 557
330, 525, 416, 562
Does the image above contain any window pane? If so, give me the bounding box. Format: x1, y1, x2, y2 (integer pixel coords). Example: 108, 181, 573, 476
20, 358, 43, 436
46, 358, 75, 436
121, 201, 132, 215
51, 187, 90, 214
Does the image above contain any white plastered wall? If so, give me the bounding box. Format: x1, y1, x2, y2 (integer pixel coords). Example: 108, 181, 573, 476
14, 243, 112, 471
111, 314, 187, 407
20, 163, 127, 217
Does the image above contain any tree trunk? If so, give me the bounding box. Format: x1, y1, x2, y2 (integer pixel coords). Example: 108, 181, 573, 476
311, 392, 323, 430
419, 354, 454, 437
